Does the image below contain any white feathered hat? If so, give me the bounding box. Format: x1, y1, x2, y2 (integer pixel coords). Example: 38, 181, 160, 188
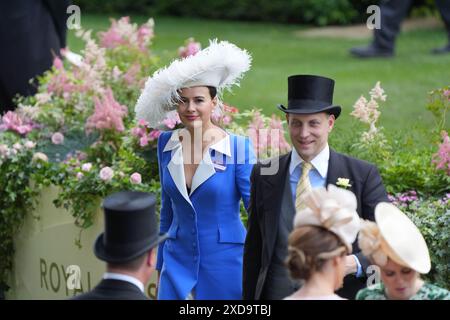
294, 184, 361, 253
135, 39, 251, 128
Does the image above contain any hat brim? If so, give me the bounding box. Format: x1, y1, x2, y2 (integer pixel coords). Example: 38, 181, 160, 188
375, 202, 431, 274
94, 233, 168, 263
278, 104, 341, 119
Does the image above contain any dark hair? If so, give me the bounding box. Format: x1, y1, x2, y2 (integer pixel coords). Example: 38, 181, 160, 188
285, 226, 345, 281
107, 250, 151, 272
206, 86, 217, 98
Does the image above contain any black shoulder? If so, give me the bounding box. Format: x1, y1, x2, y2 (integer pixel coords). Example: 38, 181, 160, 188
332, 150, 378, 171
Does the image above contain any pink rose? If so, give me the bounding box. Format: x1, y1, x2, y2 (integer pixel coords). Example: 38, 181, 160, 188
130, 172, 142, 184
99, 167, 114, 181
51, 132, 64, 145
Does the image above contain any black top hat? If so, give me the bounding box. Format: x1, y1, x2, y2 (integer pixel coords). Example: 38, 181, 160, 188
278, 75, 341, 119
94, 191, 167, 263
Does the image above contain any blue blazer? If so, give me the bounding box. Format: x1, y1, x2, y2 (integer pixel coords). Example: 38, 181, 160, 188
156, 129, 255, 300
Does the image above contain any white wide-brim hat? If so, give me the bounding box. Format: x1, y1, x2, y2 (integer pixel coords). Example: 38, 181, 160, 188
377, 202, 431, 273
294, 184, 361, 253
359, 202, 431, 274
135, 39, 251, 128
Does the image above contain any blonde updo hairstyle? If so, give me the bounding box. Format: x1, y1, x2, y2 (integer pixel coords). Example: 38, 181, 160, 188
285, 225, 348, 281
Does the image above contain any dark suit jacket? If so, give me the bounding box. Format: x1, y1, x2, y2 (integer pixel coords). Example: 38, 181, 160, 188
0, 0, 70, 112
243, 149, 389, 300
71, 279, 148, 300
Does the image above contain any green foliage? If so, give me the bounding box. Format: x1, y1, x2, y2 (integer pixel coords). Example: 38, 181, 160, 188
73, 0, 377, 26
426, 85, 449, 134
39, 129, 99, 163
401, 197, 450, 289
0, 133, 43, 290
72, 0, 438, 26
381, 148, 450, 196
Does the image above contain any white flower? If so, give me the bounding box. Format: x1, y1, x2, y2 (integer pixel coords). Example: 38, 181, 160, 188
81, 163, 92, 172
369, 81, 387, 102
76, 172, 84, 180
99, 166, 114, 181
35, 92, 53, 105
13, 143, 22, 151
0, 144, 9, 157
336, 178, 352, 189
32, 152, 48, 162
24, 141, 36, 149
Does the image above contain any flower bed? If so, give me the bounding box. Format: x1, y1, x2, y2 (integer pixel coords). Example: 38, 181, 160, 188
0, 17, 448, 296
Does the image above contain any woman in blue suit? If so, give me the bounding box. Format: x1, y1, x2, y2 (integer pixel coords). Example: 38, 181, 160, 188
135, 40, 255, 299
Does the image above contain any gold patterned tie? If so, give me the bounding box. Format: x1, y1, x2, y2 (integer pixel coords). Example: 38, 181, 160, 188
295, 162, 313, 211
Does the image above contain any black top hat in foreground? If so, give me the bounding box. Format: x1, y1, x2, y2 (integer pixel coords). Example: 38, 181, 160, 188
278, 74, 341, 119
94, 191, 167, 263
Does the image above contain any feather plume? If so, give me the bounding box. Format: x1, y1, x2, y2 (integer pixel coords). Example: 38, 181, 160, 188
135, 39, 251, 128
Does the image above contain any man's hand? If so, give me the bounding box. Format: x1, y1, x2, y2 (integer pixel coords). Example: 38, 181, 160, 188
344, 255, 357, 275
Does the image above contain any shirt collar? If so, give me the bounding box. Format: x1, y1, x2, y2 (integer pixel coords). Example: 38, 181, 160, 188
289, 144, 329, 178
103, 272, 144, 293
163, 129, 231, 157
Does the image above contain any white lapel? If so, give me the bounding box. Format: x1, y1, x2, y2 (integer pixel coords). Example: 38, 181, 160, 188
190, 133, 231, 195
164, 130, 193, 206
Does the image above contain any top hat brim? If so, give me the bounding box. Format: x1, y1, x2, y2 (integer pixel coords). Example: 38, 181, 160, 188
94, 232, 168, 263
278, 104, 341, 119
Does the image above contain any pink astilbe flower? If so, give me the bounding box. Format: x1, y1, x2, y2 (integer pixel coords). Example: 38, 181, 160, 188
351, 96, 370, 124
99, 17, 154, 52
47, 56, 78, 96
86, 88, 128, 133
247, 111, 268, 157
131, 119, 161, 147
99, 17, 130, 49
53, 56, 64, 70
351, 82, 387, 142
432, 130, 450, 175
123, 63, 141, 87
73, 33, 107, 95
268, 115, 291, 154
178, 38, 201, 58
0, 111, 34, 135
136, 19, 155, 52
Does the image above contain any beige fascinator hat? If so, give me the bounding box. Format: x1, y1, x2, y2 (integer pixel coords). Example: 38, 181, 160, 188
358, 202, 431, 274
294, 184, 361, 253
135, 39, 251, 128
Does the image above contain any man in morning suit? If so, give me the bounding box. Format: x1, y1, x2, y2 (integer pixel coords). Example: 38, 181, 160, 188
72, 191, 167, 300
243, 75, 389, 300
0, 0, 70, 113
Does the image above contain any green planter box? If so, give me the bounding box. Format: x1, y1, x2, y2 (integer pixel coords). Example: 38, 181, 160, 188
6, 186, 158, 299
